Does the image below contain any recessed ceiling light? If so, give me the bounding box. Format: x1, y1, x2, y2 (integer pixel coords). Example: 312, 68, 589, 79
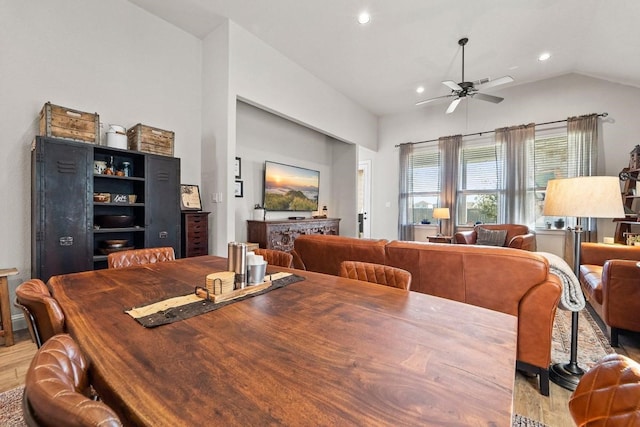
538, 52, 551, 61
416, 86, 425, 94
357, 12, 371, 24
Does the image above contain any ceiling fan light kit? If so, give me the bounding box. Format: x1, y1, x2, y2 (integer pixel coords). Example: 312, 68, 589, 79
416, 37, 514, 113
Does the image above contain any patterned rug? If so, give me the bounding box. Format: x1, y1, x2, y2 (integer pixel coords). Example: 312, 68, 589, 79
0, 309, 614, 427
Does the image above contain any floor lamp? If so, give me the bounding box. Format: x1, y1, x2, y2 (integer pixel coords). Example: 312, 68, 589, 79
543, 176, 624, 390
433, 207, 450, 236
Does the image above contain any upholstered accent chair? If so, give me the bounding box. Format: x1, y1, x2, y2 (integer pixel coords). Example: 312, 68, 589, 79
339, 260, 411, 290
107, 247, 175, 269
454, 224, 536, 251
569, 353, 640, 426
23, 333, 122, 427
253, 248, 293, 268
15, 279, 65, 348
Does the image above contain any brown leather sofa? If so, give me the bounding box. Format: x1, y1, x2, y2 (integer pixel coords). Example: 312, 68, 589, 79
454, 224, 536, 251
579, 242, 640, 346
293, 234, 562, 395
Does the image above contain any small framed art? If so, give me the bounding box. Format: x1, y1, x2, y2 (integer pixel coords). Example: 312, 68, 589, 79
234, 157, 241, 179
180, 184, 202, 211
234, 180, 243, 198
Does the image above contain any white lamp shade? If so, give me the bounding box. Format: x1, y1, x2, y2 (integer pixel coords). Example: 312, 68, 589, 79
433, 207, 450, 219
543, 176, 624, 218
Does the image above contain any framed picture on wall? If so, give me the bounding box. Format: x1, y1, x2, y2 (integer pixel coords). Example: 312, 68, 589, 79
234, 157, 242, 179
180, 184, 202, 211
234, 180, 243, 198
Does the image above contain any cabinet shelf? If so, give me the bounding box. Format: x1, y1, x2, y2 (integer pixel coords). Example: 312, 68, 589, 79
93, 227, 145, 233
93, 174, 145, 182
93, 202, 144, 207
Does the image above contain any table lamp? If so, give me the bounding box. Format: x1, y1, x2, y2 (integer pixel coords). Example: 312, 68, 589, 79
543, 176, 624, 390
433, 207, 450, 236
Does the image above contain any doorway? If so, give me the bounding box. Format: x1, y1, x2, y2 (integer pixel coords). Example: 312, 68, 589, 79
357, 160, 371, 238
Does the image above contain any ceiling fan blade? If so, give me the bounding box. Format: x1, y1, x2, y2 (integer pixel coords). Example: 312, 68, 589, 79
442, 80, 462, 91
475, 75, 514, 90
445, 98, 462, 114
415, 94, 454, 107
472, 92, 504, 103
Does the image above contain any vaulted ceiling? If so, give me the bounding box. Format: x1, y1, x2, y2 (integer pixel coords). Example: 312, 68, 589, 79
127, 0, 640, 116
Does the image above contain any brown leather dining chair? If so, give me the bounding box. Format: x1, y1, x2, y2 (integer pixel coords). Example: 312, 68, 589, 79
339, 261, 412, 290
15, 279, 65, 348
569, 353, 640, 426
253, 248, 293, 268
23, 333, 122, 427
107, 247, 175, 269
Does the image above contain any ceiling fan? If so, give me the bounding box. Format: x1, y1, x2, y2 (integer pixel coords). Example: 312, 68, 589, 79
416, 37, 514, 114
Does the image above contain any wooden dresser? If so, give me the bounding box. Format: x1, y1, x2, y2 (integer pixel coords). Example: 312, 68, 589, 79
181, 212, 210, 257
247, 218, 340, 251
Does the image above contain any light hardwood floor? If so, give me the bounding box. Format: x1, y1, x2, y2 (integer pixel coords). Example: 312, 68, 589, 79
2, 326, 639, 426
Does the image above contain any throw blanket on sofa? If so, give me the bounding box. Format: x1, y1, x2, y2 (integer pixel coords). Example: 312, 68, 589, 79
535, 251, 585, 311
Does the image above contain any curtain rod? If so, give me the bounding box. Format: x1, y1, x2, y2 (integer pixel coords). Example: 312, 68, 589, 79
394, 112, 609, 147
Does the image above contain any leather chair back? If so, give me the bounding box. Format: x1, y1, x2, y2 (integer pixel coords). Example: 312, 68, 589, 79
107, 247, 175, 269
23, 334, 122, 427
339, 261, 411, 290
15, 279, 65, 348
569, 353, 640, 426
253, 248, 293, 268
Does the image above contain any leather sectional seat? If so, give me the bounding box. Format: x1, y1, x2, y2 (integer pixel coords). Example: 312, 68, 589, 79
579, 242, 640, 346
292, 234, 562, 396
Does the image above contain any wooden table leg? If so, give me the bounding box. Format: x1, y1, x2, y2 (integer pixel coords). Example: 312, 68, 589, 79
0, 268, 19, 347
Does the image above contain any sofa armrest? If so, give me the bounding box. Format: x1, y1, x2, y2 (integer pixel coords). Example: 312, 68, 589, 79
508, 233, 536, 251
454, 230, 476, 244
601, 259, 640, 332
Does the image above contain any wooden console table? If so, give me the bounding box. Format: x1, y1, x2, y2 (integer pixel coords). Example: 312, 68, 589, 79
247, 218, 340, 251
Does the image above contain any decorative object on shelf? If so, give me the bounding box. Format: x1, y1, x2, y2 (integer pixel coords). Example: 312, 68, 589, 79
122, 161, 131, 177
39, 102, 100, 144
235, 157, 241, 179
543, 176, 625, 391
554, 218, 565, 229
93, 193, 110, 203
180, 184, 202, 211
94, 160, 107, 175
253, 204, 266, 221
106, 124, 127, 149
235, 180, 243, 198
127, 123, 174, 156
433, 207, 450, 236
94, 215, 135, 229
322, 205, 328, 217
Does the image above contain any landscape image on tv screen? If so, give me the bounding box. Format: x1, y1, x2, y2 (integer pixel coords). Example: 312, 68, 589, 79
264, 161, 319, 211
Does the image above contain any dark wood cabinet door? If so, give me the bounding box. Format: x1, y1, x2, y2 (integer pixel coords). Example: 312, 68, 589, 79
145, 155, 181, 256
32, 138, 92, 281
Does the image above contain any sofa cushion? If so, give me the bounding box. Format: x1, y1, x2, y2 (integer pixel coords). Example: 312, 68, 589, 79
476, 227, 508, 246
579, 264, 603, 305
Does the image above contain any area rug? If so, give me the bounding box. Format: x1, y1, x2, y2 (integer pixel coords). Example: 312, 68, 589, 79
0, 385, 26, 427
551, 307, 616, 369
0, 309, 613, 427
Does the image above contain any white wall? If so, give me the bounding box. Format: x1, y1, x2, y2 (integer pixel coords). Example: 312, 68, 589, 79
202, 21, 376, 254
375, 73, 640, 240
1, 0, 202, 320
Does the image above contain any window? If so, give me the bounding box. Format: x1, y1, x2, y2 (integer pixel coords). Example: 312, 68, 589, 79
532, 132, 568, 228
408, 142, 441, 224
457, 138, 503, 225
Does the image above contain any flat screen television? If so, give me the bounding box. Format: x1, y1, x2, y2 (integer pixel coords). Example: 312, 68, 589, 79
263, 161, 319, 211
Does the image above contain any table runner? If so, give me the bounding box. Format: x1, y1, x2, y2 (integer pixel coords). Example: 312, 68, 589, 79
125, 272, 305, 328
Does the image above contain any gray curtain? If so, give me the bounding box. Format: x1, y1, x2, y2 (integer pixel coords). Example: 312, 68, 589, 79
495, 123, 535, 225
398, 143, 414, 241
439, 135, 461, 236
568, 113, 599, 241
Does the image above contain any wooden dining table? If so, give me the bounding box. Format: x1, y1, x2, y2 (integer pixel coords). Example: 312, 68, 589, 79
48, 255, 517, 426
